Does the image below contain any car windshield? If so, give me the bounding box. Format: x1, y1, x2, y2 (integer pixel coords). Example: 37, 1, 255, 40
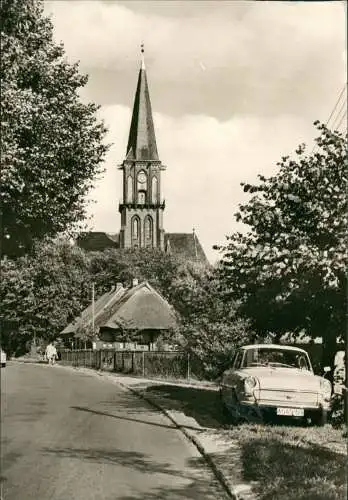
243, 348, 311, 371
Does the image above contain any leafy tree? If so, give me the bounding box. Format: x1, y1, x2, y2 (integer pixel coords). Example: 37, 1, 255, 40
217, 123, 347, 380
167, 262, 252, 379
1, 0, 108, 257
0, 239, 91, 355
88, 247, 184, 298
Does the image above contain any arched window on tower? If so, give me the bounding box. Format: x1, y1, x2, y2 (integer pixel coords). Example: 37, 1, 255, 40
131, 216, 141, 247
151, 177, 158, 203
138, 191, 146, 204
127, 175, 133, 203
144, 216, 153, 248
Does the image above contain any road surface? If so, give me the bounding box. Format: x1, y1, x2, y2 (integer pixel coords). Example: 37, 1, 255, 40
0, 362, 228, 500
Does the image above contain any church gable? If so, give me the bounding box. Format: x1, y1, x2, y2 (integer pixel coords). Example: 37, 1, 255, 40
165, 233, 208, 264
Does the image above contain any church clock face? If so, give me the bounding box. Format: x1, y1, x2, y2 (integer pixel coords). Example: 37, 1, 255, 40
138, 172, 147, 184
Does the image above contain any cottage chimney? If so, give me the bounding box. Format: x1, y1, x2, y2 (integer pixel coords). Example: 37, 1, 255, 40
132, 278, 139, 287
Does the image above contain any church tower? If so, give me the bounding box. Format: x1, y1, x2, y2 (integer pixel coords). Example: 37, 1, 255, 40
119, 46, 166, 250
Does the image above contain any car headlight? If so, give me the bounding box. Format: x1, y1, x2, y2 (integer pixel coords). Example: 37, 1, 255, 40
244, 376, 258, 395
320, 378, 332, 400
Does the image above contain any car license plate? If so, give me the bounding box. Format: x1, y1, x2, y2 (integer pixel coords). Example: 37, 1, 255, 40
276, 407, 304, 417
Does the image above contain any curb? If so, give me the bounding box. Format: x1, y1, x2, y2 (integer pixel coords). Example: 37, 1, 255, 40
117, 380, 237, 500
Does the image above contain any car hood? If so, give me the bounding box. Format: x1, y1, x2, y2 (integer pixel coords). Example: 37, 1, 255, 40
238, 367, 322, 391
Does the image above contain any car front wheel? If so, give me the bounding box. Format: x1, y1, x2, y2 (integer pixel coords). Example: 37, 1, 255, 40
312, 408, 328, 426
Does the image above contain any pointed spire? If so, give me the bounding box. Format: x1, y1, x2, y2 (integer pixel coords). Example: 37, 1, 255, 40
126, 45, 159, 161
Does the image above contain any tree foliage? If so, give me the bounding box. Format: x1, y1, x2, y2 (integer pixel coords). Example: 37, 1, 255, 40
1, 0, 108, 257
0, 242, 252, 374
0, 239, 91, 354
167, 262, 252, 378
217, 123, 347, 373
88, 247, 181, 298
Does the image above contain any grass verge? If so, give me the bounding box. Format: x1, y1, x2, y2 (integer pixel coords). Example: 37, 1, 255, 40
142, 383, 347, 500
223, 423, 346, 499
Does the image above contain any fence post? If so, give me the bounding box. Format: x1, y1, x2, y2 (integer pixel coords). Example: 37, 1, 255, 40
187, 352, 190, 381
142, 351, 145, 377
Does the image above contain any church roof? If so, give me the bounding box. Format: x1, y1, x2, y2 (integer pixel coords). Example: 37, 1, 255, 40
75, 231, 208, 264
165, 233, 208, 264
76, 232, 119, 251
126, 49, 159, 161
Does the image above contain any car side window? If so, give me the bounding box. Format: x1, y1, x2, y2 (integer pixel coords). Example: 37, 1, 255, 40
233, 350, 243, 369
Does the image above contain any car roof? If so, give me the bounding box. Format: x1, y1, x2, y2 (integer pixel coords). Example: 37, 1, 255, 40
241, 344, 308, 353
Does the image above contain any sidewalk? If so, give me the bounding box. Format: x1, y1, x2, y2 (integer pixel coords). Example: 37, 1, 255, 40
57, 365, 258, 500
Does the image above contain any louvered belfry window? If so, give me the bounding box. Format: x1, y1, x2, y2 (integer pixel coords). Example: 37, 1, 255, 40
144, 215, 153, 248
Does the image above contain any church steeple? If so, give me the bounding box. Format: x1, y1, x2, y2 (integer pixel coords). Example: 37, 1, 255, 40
118, 47, 165, 251
126, 45, 159, 161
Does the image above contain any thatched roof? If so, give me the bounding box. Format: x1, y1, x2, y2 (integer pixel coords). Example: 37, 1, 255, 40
61, 281, 177, 337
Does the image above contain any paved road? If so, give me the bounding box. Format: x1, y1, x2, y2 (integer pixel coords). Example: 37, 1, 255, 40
0, 362, 228, 500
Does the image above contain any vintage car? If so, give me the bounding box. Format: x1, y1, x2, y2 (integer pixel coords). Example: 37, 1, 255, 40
220, 344, 332, 425
1, 348, 6, 368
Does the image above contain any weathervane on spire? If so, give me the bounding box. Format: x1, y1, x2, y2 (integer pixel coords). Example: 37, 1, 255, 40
140, 43, 145, 69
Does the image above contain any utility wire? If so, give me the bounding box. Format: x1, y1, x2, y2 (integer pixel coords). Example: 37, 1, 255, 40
325, 83, 346, 128
331, 98, 347, 130
311, 83, 347, 154
335, 111, 347, 131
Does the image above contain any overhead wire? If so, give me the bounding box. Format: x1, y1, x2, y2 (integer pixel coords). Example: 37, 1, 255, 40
311, 83, 347, 154
325, 84, 346, 128
334, 111, 347, 131
331, 98, 347, 130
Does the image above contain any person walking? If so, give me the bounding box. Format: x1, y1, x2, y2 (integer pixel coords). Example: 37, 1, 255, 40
45, 342, 57, 365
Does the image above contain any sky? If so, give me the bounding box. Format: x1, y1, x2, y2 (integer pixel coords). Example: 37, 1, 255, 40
44, 0, 346, 263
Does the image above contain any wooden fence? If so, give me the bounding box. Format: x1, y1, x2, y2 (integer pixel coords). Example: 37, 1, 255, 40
59, 349, 205, 380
